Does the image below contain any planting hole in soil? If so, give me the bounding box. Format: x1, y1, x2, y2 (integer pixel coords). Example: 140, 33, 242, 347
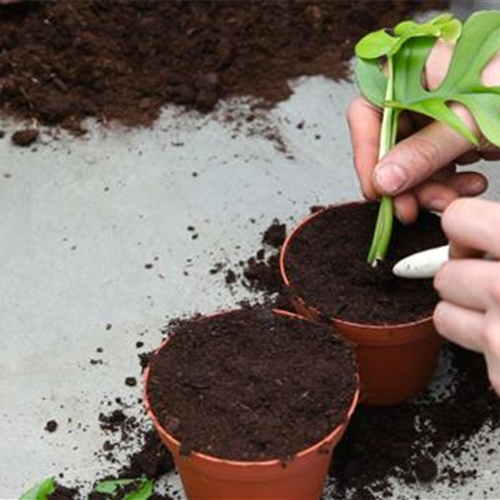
145, 308, 359, 500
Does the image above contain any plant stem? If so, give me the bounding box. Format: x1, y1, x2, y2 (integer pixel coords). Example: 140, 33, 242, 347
367, 57, 398, 265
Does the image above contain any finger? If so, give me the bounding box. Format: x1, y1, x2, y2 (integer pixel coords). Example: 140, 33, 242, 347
394, 192, 419, 224
481, 149, 500, 162
373, 108, 477, 196
347, 97, 413, 199
442, 198, 500, 259
433, 301, 485, 353
431, 164, 456, 183
413, 173, 487, 213
455, 151, 482, 166
434, 260, 500, 311
443, 171, 488, 197
425, 39, 454, 91
347, 96, 381, 200
413, 181, 459, 213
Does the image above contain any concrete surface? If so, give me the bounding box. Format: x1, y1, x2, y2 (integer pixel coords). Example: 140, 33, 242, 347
1, 5, 500, 497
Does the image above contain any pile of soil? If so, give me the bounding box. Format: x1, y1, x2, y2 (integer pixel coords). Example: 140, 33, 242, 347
284, 203, 447, 324
0, 0, 444, 131
147, 308, 357, 461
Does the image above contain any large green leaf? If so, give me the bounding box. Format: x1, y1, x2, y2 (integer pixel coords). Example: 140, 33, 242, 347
19, 478, 56, 500
389, 11, 500, 147
354, 58, 387, 107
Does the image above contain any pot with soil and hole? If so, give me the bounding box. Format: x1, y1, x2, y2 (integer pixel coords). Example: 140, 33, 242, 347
144, 308, 359, 500
280, 201, 446, 405
279, 11, 500, 405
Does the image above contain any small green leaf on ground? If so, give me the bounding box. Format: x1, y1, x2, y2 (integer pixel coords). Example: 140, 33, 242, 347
19, 478, 56, 500
93, 478, 154, 500
122, 480, 154, 500
94, 479, 141, 495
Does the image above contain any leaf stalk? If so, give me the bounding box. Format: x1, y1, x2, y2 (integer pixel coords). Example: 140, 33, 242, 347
367, 58, 398, 265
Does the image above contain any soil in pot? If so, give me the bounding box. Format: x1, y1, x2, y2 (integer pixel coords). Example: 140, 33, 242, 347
146, 308, 357, 461
284, 202, 447, 325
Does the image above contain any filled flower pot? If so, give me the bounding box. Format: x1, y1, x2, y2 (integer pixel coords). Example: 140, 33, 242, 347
280, 201, 446, 406
144, 308, 359, 500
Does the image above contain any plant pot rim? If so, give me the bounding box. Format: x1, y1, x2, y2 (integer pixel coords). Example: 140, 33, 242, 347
143, 308, 360, 468
279, 200, 434, 332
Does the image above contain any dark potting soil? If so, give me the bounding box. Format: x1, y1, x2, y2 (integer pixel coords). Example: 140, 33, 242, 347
284, 203, 447, 325
0, 0, 444, 131
147, 308, 358, 461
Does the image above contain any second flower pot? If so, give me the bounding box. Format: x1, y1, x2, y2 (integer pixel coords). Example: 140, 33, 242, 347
280, 201, 444, 405
144, 308, 359, 500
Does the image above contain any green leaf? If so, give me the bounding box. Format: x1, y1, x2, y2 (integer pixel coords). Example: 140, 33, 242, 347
19, 478, 56, 500
94, 479, 140, 495
354, 58, 387, 107
440, 19, 462, 42
122, 480, 154, 500
387, 11, 500, 148
355, 29, 397, 59
93, 478, 154, 500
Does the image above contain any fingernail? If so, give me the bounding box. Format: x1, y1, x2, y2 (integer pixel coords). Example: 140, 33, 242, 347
429, 198, 449, 212
374, 164, 409, 194
462, 178, 486, 195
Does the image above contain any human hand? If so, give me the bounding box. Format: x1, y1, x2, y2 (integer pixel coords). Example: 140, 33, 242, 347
347, 40, 500, 224
433, 198, 500, 395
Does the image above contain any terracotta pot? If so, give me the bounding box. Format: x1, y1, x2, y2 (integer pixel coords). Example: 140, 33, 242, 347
280, 201, 442, 406
144, 309, 360, 500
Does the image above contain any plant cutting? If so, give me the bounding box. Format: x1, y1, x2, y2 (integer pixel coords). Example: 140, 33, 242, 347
355, 11, 500, 264
144, 308, 359, 500
280, 10, 500, 405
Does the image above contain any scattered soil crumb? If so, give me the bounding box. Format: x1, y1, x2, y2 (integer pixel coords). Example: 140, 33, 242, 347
11, 129, 39, 147
45, 420, 58, 433
125, 377, 138, 387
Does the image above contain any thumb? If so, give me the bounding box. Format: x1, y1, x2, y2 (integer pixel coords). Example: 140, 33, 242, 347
373, 115, 476, 196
